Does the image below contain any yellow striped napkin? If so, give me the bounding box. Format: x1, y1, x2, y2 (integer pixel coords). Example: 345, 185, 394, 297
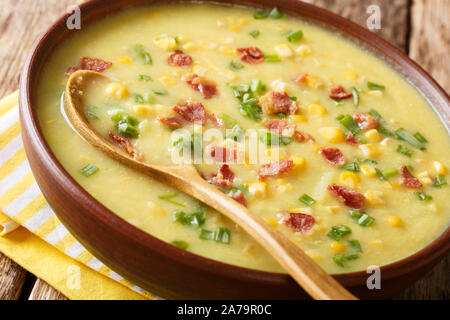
0, 91, 157, 300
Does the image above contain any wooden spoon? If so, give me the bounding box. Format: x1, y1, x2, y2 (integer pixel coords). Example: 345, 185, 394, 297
65, 70, 357, 300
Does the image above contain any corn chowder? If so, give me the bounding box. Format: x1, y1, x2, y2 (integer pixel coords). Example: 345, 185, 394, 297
37, 3, 450, 274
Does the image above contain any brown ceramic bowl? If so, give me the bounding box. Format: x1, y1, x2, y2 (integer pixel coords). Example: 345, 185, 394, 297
19, 0, 449, 299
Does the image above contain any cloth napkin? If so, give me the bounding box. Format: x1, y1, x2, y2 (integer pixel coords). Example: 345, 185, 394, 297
0, 91, 156, 300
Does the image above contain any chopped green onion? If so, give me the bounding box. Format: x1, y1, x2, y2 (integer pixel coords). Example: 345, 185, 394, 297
214, 227, 231, 244
377, 125, 395, 137
135, 94, 145, 103
406, 164, 414, 172
200, 229, 215, 240
396, 144, 414, 157
340, 162, 360, 172
289, 95, 297, 101
79, 163, 99, 177
348, 211, 375, 227
433, 175, 447, 188
173, 208, 206, 227
229, 60, 244, 70
117, 122, 138, 138
249, 30, 260, 38
226, 124, 245, 142
137, 74, 152, 82
351, 87, 359, 107
332, 253, 346, 267
86, 106, 99, 120
375, 168, 387, 181
332, 99, 344, 106
344, 252, 359, 260
269, 7, 283, 19
275, 112, 287, 119
327, 225, 352, 241
135, 44, 152, 64
264, 54, 281, 62
298, 194, 316, 206
367, 81, 385, 91
414, 192, 432, 201
259, 131, 279, 146
250, 79, 265, 94
347, 239, 362, 252
253, 10, 269, 19
339, 115, 361, 135
284, 30, 303, 42
395, 128, 425, 150
158, 193, 185, 207
383, 168, 399, 179
153, 89, 168, 96
171, 241, 189, 250
368, 108, 385, 124
240, 104, 262, 121
280, 137, 293, 145
220, 113, 237, 126
413, 132, 428, 143
355, 158, 377, 164
336, 114, 345, 120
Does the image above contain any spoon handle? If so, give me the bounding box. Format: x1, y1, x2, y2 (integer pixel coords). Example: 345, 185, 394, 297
159, 165, 357, 300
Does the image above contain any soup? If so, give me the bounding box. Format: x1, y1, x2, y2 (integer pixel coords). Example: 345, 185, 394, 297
37, 3, 450, 274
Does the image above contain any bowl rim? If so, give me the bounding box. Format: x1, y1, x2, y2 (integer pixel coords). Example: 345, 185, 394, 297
19, 0, 450, 289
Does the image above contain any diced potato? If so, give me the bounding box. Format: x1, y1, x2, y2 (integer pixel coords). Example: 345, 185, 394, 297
361, 165, 377, 178
330, 241, 346, 253
132, 105, 152, 117
359, 143, 382, 158
340, 171, 360, 188
263, 218, 278, 227
433, 161, 448, 175
295, 45, 312, 57
291, 155, 306, 171
307, 103, 327, 116
319, 126, 345, 143
105, 82, 129, 99
418, 171, 433, 185
344, 69, 359, 82
270, 80, 288, 92
153, 35, 177, 51
117, 56, 133, 64
290, 115, 308, 123
387, 215, 403, 227
158, 75, 177, 87
249, 182, 268, 198
274, 44, 294, 58
364, 190, 385, 206
364, 129, 381, 142
147, 201, 166, 216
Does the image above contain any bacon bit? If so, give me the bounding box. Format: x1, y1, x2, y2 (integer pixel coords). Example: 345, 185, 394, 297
208, 113, 225, 127
327, 184, 365, 210
210, 146, 237, 163
173, 99, 207, 125
66, 57, 112, 75
158, 116, 184, 128
109, 132, 142, 160
183, 73, 218, 99
168, 50, 193, 67
230, 190, 247, 207
285, 212, 315, 232
319, 148, 347, 166
209, 165, 235, 188
265, 119, 296, 137
352, 112, 379, 130
345, 133, 359, 146
293, 73, 308, 84
259, 160, 293, 180
293, 130, 315, 143
400, 166, 423, 189
259, 91, 298, 115
329, 85, 352, 100
236, 47, 265, 64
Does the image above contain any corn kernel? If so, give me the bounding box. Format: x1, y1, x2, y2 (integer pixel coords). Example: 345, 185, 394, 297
291, 155, 306, 171
433, 161, 448, 175
238, 17, 249, 25
307, 103, 327, 116
105, 82, 129, 99
274, 44, 294, 58
325, 206, 340, 214
364, 190, 385, 206
263, 218, 278, 227
277, 183, 293, 193
365, 129, 381, 142
313, 146, 322, 154
182, 41, 197, 51
344, 69, 359, 82
330, 241, 346, 253
132, 105, 152, 117
229, 25, 240, 31
390, 181, 401, 189
379, 138, 393, 147
387, 215, 403, 227
153, 36, 177, 51
290, 115, 308, 123
147, 201, 166, 216
359, 143, 382, 158
217, 45, 236, 56
158, 75, 177, 87
361, 165, 377, 178
290, 207, 312, 214
305, 75, 323, 88
295, 45, 312, 57
249, 182, 268, 197
276, 178, 287, 185
340, 171, 360, 188
418, 171, 433, 185
117, 56, 133, 64
367, 90, 383, 97
319, 126, 345, 143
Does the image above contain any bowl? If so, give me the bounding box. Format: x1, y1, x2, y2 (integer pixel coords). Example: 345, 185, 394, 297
19, 0, 450, 299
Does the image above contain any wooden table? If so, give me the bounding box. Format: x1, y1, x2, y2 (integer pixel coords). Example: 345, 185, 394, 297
0, 0, 448, 300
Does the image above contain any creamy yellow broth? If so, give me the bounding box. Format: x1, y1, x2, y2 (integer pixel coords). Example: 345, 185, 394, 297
37, 3, 450, 274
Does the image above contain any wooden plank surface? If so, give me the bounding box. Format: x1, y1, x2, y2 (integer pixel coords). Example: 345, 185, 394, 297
0, 0, 448, 300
